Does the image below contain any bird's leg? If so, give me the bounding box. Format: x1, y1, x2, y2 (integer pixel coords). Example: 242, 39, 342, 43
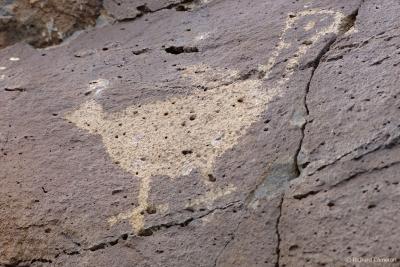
199, 160, 217, 185
129, 175, 151, 234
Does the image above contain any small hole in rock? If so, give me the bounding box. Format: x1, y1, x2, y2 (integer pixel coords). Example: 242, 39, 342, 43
165, 46, 199, 54
138, 228, 153, 236
175, 5, 189, 11
182, 150, 193, 155
146, 205, 157, 214
208, 174, 216, 182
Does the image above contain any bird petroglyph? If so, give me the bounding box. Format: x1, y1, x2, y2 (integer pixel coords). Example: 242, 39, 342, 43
66, 8, 346, 234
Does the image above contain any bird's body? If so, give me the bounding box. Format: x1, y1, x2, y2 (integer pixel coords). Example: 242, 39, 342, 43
66, 77, 269, 181
66, 66, 273, 232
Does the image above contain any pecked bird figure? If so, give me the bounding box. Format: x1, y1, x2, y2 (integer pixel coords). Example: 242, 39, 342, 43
65, 8, 347, 233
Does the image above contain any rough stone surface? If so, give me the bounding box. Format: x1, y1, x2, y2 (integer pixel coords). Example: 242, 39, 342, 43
1, 0, 399, 266
0, 0, 104, 48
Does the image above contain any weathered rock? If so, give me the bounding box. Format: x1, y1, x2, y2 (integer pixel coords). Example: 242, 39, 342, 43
0, 0, 399, 266
0, 0, 103, 48
103, 0, 189, 21
280, 0, 400, 266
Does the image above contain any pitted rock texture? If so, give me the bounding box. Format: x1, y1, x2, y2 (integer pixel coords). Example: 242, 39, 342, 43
1, 0, 399, 266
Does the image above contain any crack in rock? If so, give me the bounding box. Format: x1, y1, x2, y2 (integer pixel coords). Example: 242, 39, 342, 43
293, 159, 400, 200
293, 189, 321, 200
295, 6, 363, 176
86, 233, 129, 252
307, 129, 400, 177
275, 194, 284, 267
330, 160, 400, 189
292, 131, 400, 200
164, 45, 199, 54
4, 87, 26, 92
115, 0, 202, 22
137, 201, 240, 237
295, 36, 337, 174
83, 201, 240, 256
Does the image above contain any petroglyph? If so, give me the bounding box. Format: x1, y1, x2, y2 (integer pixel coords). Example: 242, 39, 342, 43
67, 74, 269, 232
259, 9, 344, 81
66, 8, 346, 234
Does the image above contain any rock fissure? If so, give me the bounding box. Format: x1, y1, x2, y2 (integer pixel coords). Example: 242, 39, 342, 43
293, 159, 400, 201
138, 200, 240, 236
329, 25, 400, 57
330, 160, 400, 189
115, 0, 200, 22
274, 194, 284, 267
292, 189, 321, 200
86, 233, 128, 252
42, 203, 242, 262
307, 130, 400, 177
294, 5, 363, 177
294, 37, 337, 176
164, 45, 199, 54
84, 201, 241, 254
4, 87, 26, 92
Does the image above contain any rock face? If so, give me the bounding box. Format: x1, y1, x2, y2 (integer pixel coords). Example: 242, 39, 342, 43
0, 0, 399, 266
0, 0, 103, 48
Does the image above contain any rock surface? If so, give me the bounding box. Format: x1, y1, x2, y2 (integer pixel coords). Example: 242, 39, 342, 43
0, 0, 104, 48
0, 0, 399, 266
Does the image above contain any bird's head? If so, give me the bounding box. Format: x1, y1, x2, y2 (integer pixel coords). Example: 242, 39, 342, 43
65, 100, 105, 134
